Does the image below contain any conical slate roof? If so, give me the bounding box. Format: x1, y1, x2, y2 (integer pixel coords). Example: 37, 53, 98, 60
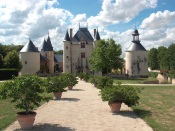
41, 36, 53, 51
95, 29, 100, 40
20, 39, 39, 52
72, 27, 94, 42
64, 30, 70, 41
127, 41, 146, 51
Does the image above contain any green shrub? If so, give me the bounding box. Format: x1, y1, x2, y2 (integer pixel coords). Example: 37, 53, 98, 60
0, 68, 18, 80
45, 76, 67, 93
96, 76, 113, 89
149, 72, 158, 78
0, 75, 50, 115
62, 73, 78, 87
99, 83, 141, 107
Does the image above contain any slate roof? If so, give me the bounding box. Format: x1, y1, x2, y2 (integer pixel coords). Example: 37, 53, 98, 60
20, 39, 39, 52
54, 54, 63, 62
41, 36, 53, 51
54, 56, 58, 62
95, 29, 100, 40
127, 41, 146, 51
64, 30, 70, 41
72, 27, 94, 43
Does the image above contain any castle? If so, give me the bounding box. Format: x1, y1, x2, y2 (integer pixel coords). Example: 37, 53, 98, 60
19, 27, 148, 77
63, 27, 100, 74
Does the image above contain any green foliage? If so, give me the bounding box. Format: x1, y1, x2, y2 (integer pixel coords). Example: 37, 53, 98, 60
148, 48, 159, 70
54, 50, 63, 54
96, 76, 113, 89
3, 50, 22, 71
100, 83, 141, 107
83, 74, 90, 82
0, 44, 23, 58
148, 72, 158, 78
157, 46, 169, 70
0, 54, 3, 68
89, 39, 123, 74
77, 72, 86, 80
168, 44, 175, 71
0, 75, 50, 115
62, 73, 78, 87
0, 68, 18, 80
45, 75, 67, 93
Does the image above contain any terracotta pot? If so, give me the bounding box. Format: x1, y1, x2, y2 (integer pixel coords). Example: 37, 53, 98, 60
108, 102, 122, 113
54, 92, 62, 100
16, 112, 36, 130
68, 86, 73, 90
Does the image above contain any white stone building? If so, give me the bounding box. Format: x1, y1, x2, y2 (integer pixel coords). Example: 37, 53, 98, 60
125, 29, 148, 77
63, 27, 100, 74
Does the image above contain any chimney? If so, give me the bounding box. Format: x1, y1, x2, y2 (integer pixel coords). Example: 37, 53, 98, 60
70, 28, 73, 40
94, 29, 96, 38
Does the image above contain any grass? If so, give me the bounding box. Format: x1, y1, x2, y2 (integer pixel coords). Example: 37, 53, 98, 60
132, 86, 175, 131
113, 77, 157, 84
0, 82, 53, 130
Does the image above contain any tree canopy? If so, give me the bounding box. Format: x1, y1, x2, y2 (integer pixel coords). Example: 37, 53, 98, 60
89, 39, 123, 74
3, 50, 22, 71
148, 48, 159, 70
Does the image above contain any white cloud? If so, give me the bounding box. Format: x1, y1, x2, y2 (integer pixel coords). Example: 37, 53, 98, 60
0, 0, 73, 51
87, 0, 157, 27
140, 10, 175, 29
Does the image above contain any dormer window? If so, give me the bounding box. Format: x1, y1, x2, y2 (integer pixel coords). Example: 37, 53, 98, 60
81, 42, 85, 48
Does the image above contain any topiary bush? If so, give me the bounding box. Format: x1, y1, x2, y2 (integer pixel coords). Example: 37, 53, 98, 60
99, 82, 142, 107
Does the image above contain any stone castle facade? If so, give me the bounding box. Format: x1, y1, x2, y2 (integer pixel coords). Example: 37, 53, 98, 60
63, 27, 100, 75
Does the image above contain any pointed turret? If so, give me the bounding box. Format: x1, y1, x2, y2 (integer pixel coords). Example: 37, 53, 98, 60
127, 29, 146, 51
20, 39, 39, 52
95, 29, 100, 40
41, 35, 53, 51
64, 30, 70, 41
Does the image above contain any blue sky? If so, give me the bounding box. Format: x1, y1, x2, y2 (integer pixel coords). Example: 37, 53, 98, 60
0, 0, 175, 54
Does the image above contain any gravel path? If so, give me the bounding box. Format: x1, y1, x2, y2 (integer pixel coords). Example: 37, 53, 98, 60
5, 80, 153, 131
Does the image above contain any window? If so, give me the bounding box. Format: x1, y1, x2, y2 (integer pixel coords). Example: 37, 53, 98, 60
66, 46, 68, 49
81, 42, 85, 48
25, 61, 27, 64
81, 53, 85, 58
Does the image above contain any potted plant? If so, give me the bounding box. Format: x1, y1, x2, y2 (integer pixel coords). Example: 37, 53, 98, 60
62, 73, 78, 90
89, 75, 99, 87
99, 83, 141, 113
45, 75, 67, 99
0, 75, 50, 129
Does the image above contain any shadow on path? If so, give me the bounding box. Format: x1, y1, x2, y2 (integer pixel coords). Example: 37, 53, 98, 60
70, 89, 84, 91
14, 123, 76, 131
61, 98, 80, 102
112, 109, 152, 119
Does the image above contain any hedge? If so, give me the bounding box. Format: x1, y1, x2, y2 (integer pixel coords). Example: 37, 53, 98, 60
0, 69, 18, 80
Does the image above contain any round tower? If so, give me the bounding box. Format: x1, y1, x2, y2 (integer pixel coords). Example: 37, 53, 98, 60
19, 39, 40, 75
125, 29, 148, 77
63, 29, 71, 73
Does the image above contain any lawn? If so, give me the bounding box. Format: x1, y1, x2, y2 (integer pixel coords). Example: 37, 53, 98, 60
132, 86, 175, 131
113, 77, 158, 84
0, 82, 53, 130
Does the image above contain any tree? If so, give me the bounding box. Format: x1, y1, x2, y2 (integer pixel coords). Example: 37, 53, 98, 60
148, 48, 159, 70
0, 54, 3, 68
168, 43, 175, 71
157, 46, 169, 70
89, 39, 123, 74
0, 44, 23, 57
3, 50, 22, 71
54, 50, 63, 54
